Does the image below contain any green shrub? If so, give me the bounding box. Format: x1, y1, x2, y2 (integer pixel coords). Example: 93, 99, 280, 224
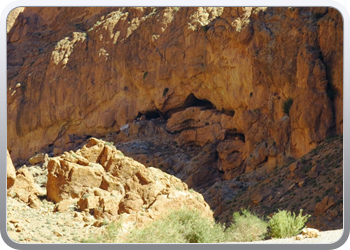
104, 141, 116, 149
143, 71, 148, 79
282, 98, 294, 116
163, 87, 169, 97
268, 209, 310, 238
225, 209, 268, 242
81, 221, 122, 243
125, 207, 226, 243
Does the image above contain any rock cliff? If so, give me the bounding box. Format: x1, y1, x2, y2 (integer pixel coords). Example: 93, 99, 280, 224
7, 7, 343, 231
7, 7, 342, 163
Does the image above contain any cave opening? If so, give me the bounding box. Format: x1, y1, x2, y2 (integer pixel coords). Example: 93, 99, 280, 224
183, 93, 215, 109
136, 110, 162, 120
165, 93, 216, 118
226, 130, 245, 142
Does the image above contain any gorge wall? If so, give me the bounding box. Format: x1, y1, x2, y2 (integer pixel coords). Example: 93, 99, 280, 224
7, 6, 344, 230
7, 7, 342, 172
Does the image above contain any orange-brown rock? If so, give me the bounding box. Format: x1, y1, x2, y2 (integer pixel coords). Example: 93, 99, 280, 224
250, 186, 271, 204
46, 138, 213, 222
7, 150, 16, 189
314, 196, 336, 216
28, 153, 46, 165
6, 7, 343, 231
7, 166, 44, 203
7, 7, 342, 166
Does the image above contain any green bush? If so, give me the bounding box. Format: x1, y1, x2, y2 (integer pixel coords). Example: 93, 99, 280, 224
80, 207, 311, 243
225, 209, 268, 242
282, 98, 294, 116
268, 209, 310, 239
81, 221, 122, 243
125, 207, 226, 243
143, 71, 148, 79
163, 87, 169, 97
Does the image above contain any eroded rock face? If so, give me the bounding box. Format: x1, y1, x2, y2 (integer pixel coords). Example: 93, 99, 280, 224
46, 138, 213, 222
7, 7, 342, 165
6, 7, 343, 230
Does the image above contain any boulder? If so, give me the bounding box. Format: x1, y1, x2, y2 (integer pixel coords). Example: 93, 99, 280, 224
29, 153, 46, 165
28, 194, 42, 209
7, 166, 44, 202
303, 228, 320, 238
54, 199, 73, 212
7, 150, 16, 189
298, 228, 320, 239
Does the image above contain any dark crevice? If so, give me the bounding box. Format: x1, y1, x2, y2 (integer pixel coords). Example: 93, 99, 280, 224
214, 150, 219, 161
221, 108, 235, 117
184, 93, 215, 109
136, 110, 163, 120
259, 156, 269, 166
165, 93, 215, 118
226, 130, 245, 142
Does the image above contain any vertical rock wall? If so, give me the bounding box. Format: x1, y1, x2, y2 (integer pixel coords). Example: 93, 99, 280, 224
7, 7, 342, 165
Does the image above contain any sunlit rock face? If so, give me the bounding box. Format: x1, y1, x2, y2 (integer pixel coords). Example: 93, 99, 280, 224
7, 6, 342, 179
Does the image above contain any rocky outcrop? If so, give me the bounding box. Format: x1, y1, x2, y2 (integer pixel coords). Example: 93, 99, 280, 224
7, 165, 45, 205
212, 135, 343, 230
46, 138, 212, 223
7, 7, 342, 165
6, 7, 25, 32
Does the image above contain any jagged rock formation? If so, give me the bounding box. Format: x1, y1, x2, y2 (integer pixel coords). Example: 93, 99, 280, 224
46, 138, 212, 223
7, 7, 343, 231
7, 137, 213, 231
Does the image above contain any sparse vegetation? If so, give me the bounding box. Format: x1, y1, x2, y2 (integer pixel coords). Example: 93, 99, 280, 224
268, 209, 310, 239
104, 141, 115, 148
225, 209, 268, 242
149, 8, 157, 16
80, 207, 310, 243
81, 221, 122, 243
125, 207, 226, 243
143, 71, 148, 79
